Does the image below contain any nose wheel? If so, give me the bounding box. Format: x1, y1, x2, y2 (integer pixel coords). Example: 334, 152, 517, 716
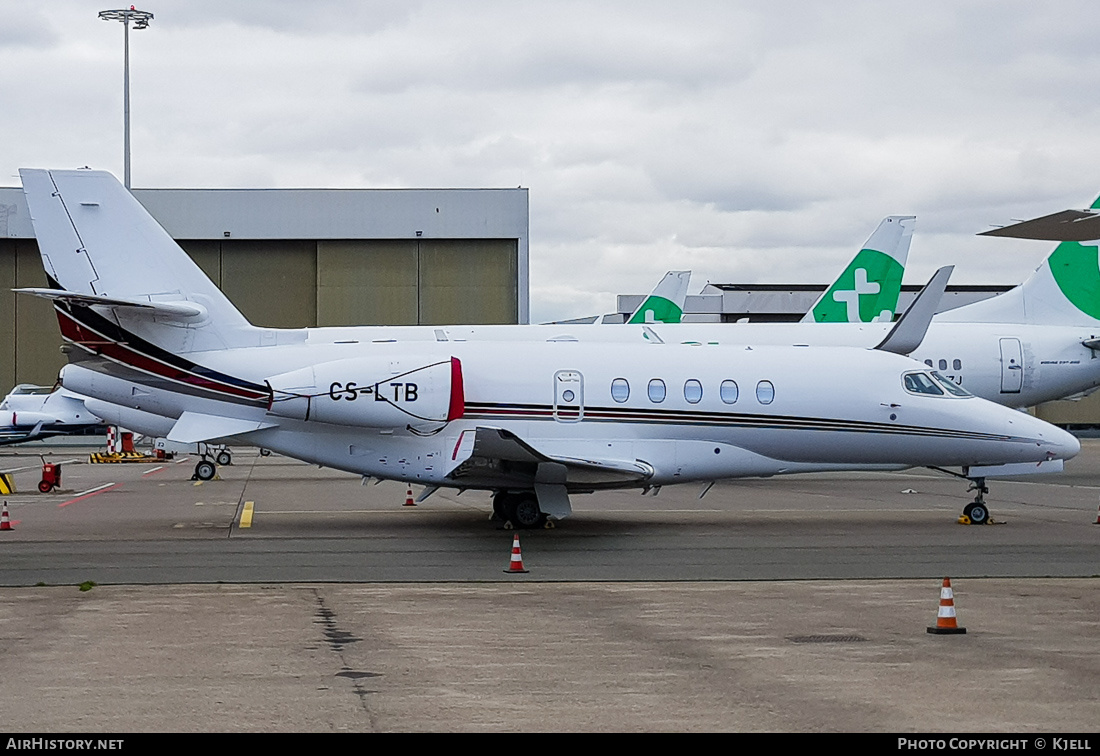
963, 477, 990, 525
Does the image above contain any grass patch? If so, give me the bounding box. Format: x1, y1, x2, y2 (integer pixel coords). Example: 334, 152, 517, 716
78, 581, 97, 592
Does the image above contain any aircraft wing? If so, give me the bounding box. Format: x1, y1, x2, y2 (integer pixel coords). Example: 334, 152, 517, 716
0, 421, 45, 446
445, 426, 655, 488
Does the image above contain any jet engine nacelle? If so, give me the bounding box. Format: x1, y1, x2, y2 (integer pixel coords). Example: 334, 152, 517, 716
266, 356, 464, 429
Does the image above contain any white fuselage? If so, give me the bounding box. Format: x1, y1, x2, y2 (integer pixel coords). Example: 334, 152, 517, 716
62, 338, 1078, 491
278, 319, 1100, 409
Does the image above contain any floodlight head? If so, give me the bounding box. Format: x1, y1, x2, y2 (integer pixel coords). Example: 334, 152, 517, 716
98, 8, 154, 27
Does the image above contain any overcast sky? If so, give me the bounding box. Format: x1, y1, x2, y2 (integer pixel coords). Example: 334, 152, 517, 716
4, 1, 1100, 322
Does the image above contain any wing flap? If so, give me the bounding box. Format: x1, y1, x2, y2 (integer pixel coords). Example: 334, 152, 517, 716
446, 426, 654, 487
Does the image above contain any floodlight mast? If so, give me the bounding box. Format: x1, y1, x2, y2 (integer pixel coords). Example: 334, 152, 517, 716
98, 7, 154, 189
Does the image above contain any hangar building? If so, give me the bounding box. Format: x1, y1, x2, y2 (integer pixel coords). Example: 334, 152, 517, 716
0, 184, 529, 390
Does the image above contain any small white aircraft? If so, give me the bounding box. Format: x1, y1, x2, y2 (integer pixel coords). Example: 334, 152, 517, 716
0, 384, 105, 445
16, 169, 1079, 528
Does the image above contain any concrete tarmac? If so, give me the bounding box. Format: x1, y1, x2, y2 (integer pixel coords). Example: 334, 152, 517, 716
0, 442, 1096, 732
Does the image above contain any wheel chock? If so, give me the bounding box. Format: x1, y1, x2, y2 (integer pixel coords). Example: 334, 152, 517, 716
957, 515, 972, 525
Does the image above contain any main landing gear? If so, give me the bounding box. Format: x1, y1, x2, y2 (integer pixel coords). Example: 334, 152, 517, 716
492, 491, 548, 529
191, 444, 233, 481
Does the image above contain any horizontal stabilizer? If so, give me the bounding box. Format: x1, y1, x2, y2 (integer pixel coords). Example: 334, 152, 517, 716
13, 288, 207, 320
167, 411, 278, 444
979, 210, 1100, 242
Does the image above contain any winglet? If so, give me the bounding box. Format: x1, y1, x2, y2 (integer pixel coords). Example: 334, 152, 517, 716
873, 266, 953, 355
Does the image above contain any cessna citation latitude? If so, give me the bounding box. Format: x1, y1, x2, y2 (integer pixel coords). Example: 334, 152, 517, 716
16, 169, 1078, 529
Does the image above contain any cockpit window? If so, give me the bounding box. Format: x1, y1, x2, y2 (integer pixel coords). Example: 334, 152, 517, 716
903, 372, 945, 396
931, 371, 972, 397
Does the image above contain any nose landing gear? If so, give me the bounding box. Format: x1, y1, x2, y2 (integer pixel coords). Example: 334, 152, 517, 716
962, 477, 990, 525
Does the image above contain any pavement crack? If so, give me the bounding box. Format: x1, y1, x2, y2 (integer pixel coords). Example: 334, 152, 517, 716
311, 588, 379, 725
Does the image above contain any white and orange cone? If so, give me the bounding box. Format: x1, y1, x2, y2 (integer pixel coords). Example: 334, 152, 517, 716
503, 534, 528, 574
1, 502, 12, 532
404, 486, 416, 507
926, 577, 966, 634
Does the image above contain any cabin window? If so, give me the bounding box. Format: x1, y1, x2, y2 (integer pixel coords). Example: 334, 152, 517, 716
939, 359, 948, 370
648, 379, 666, 403
903, 372, 945, 396
611, 378, 630, 403
756, 380, 775, 405
931, 371, 972, 397
924, 360, 933, 367
953, 359, 962, 371
684, 379, 703, 404
720, 380, 739, 404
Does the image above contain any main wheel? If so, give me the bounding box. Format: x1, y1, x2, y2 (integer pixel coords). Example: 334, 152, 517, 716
215, 450, 232, 466
505, 494, 547, 529
195, 460, 216, 481
491, 492, 509, 521
963, 501, 989, 525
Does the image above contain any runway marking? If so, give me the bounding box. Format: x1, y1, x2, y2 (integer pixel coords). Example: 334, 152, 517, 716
239, 501, 254, 528
1, 458, 82, 475
59, 483, 120, 508
141, 466, 165, 476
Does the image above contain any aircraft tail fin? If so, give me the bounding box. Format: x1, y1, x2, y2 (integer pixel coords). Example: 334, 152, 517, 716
626, 271, 691, 324
19, 168, 258, 351
802, 216, 914, 324
938, 194, 1100, 325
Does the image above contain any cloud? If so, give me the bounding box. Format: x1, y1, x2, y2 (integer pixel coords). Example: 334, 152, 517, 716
4, 1, 1100, 321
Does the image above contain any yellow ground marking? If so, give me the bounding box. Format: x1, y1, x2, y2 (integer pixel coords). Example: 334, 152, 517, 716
239, 501, 254, 528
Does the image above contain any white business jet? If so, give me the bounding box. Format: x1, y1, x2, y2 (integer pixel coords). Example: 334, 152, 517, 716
16, 169, 1077, 529
0, 384, 105, 445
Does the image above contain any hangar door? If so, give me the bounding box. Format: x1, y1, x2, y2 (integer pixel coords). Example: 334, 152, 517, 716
318, 239, 518, 326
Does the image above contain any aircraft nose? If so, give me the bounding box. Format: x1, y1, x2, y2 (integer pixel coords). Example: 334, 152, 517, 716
1042, 424, 1081, 461
1013, 412, 1080, 461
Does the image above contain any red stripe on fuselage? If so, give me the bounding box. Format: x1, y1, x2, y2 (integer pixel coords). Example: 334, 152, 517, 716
55, 307, 268, 403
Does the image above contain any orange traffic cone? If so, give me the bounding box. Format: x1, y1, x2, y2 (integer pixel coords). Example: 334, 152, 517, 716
926, 577, 966, 634
404, 486, 416, 507
503, 534, 529, 574
1, 502, 12, 531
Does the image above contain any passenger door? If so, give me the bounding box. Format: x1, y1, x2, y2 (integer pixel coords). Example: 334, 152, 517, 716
999, 338, 1023, 394
553, 370, 584, 422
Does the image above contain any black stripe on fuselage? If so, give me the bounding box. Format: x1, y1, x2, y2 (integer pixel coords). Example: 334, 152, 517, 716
463, 401, 1020, 442
55, 300, 268, 405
